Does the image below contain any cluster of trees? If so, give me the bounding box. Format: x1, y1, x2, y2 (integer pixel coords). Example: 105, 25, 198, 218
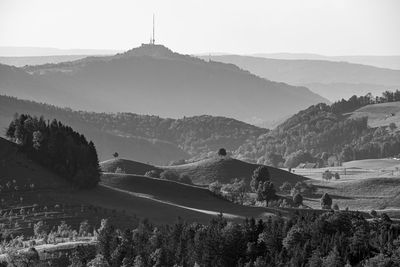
50, 210, 400, 267
209, 179, 248, 205
236, 91, 400, 166
331, 90, 400, 114
322, 170, 340, 181
6, 114, 100, 189
250, 166, 277, 205
144, 170, 192, 185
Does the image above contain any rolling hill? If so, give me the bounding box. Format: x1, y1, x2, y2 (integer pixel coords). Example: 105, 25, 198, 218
201, 55, 400, 101
100, 157, 306, 186
234, 96, 400, 165
0, 95, 266, 164
349, 101, 400, 128
0, 44, 327, 125
99, 173, 273, 222
0, 136, 275, 225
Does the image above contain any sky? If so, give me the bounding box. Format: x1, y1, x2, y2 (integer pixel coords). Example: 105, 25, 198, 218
0, 0, 399, 56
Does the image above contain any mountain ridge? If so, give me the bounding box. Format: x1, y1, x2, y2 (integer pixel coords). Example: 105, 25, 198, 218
0, 44, 327, 125
201, 55, 400, 101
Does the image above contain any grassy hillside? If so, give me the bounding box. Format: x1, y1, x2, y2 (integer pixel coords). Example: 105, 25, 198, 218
350, 101, 400, 128
99, 173, 273, 223
0, 137, 69, 190
301, 176, 400, 214
0, 137, 135, 235
343, 158, 400, 170
101, 158, 161, 174
0, 137, 273, 228
101, 157, 306, 186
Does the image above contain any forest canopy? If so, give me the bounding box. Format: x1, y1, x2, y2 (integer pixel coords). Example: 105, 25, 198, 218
235, 91, 400, 166
6, 114, 100, 189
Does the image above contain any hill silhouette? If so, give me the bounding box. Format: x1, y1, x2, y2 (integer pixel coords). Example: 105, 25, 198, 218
203, 55, 400, 101
0, 95, 265, 164
0, 44, 326, 124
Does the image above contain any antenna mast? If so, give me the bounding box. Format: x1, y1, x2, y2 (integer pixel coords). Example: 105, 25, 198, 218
152, 14, 155, 45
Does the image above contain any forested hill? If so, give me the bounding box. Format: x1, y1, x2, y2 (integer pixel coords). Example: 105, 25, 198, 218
0, 95, 267, 164
0, 44, 327, 126
234, 92, 400, 167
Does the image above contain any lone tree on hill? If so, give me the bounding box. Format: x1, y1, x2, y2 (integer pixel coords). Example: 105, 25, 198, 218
113, 152, 119, 158
251, 166, 271, 192
218, 148, 227, 157
321, 193, 332, 209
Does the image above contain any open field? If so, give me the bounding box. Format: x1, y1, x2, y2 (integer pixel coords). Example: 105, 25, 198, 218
350, 101, 400, 128
290, 158, 400, 180
289, 158, 400, 216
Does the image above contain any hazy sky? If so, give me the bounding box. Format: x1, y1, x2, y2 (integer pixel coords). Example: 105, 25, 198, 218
0, 0, 399, 56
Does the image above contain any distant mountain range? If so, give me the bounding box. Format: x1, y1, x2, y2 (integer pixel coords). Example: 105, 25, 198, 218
252, 53, 400, 70
0, 44, 327, 125
0, 55, 90, 67
0, 46, 121, 57
1, 46, 399, 70
200, 55, 400, 101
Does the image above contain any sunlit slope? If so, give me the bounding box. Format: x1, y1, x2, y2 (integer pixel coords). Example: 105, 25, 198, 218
350, 101, 400, 128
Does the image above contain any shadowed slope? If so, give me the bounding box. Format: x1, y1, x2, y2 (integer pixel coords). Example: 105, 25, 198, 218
100, 173, 273, 222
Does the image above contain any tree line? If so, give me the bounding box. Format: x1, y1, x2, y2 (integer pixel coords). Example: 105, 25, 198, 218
6, 114, 100, 189
47, 211, 400, 267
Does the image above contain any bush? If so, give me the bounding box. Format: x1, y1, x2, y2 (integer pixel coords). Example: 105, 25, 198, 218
115, 167, 125, 174
334, 172, 340, 180
333, 203, 339, 210
293, 193, 303, 206
145, 170, 161, 178
279, 182, 292, 194
179, 174, 192, 184
256, 181, 276, 205
159, 170, 192, 184
218, 148, 227, 157
209, 181, 222, 195
370, 210, 378, 217
322, 170, 333, 181
292, 181, 316, 196
251, 166, 271, 192
321, 193, 332, 209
